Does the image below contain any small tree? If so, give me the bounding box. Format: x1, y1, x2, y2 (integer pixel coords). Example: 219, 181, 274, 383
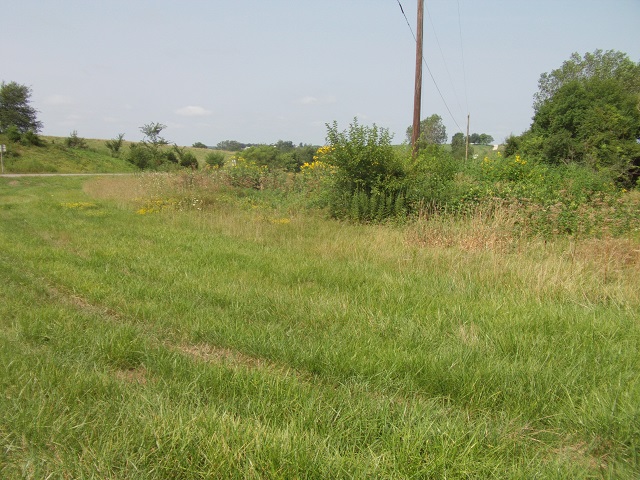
451, 132, 467, 159
105, 133, 125, 157
0, 81, 43, 134
406, 114, 447, 149
141, 122, 168, 148
478, 133, 494, 145
526, 50, 640, 184
173, 145, 198, 169
127, 122, 170, 169
65, 130, 88, 149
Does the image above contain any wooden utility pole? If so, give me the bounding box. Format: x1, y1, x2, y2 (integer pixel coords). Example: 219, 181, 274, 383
465, 113, 470, 161
411, 0, 424, 158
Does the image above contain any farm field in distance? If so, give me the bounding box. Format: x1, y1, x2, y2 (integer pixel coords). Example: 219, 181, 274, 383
0, 173, 638, 478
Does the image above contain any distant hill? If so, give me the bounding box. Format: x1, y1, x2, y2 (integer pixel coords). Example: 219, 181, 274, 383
0, 135, 227, 174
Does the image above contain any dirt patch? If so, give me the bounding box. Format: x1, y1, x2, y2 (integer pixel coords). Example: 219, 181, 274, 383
456, 323, 480, 347
83, 175, 144, 202
114, 366, 148, 385
179, 343, 272, 370
551, 442, 607, 472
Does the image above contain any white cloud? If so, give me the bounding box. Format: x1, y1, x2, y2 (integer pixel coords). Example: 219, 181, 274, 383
298, 95, 336, 106
175, 105, 212, 117
45, 94, 74, 106
299, 96, 319, 105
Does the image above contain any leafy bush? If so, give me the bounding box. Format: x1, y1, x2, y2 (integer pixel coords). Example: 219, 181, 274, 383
4, 125, 42, 146
225, 156, 266, 189
65, 130, 88, 149
404, 145, 461, 214
240, 144, 305, 172
5, 125, 22, 143
205, 151, 225, 168
324, 119, 405, 220
179, 151, 198, 169
127, 143, 152, 169
19, 130, 42, 147
105, 134, 125, 157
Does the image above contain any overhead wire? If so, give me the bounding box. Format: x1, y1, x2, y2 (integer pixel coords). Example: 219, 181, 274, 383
425, 4, 465, 121
394, 0, 465, 134
457, 0, 469, 114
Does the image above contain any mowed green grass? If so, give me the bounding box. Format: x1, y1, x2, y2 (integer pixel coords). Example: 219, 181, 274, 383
0, 175, 638, 478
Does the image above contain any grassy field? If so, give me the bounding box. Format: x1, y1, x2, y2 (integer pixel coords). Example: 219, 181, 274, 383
1, 174, 639, 478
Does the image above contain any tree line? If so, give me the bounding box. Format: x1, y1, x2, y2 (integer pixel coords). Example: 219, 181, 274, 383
1, 49, 637, 185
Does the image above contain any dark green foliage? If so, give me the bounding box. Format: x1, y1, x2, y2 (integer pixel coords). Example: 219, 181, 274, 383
291, 144, 316, 167
6, 125, 23, 143
179, 152, 198, 169
127, 143, 152, 169
171, 145, 198, 169
534, 49, 640, 113
512, 50, 640, 186
469, 133, 494, 145
216, 140, 245, 151
346, 190, 407, 223
504, 134, 521, 157
166, 151, 179, 164
65, 130, 88, 149
19, 130, 43, 147
239, 142, 316, 172
324, 119, 407, 221
205, 151, 225, 168
531, 77, 639, 184
405, 145, 461, 213
192, 142, 208, 149
4, 124, 42, 147
406, 114, 447, 147
0, 81, 43, 134
451, 132, 472, 160
126, 123, 176, 170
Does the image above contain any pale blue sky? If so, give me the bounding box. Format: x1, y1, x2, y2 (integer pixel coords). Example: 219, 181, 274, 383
3, 0, 639, 146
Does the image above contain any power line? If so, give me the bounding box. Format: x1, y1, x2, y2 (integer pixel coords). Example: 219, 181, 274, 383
457, 0, 469, 113
394, 0, 465, 134
425, 3, 465, 120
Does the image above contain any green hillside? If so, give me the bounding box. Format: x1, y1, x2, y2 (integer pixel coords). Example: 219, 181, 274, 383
0, 135, 229, 174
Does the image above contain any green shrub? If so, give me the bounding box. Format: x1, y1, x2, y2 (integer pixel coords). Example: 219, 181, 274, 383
127, 143, 151, 169
179, 151, 198, 169
205, 151, 225, 168
65, 130, 88, 149
324, 119, 405, 220
22, 130, 43, 147
105, 133, 125, 157
6, 125, 22, 143
404, 145, 461, 214
225, 157, 266, 189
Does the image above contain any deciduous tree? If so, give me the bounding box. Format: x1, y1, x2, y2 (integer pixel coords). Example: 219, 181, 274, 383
451, 132, 466, 159
526, 50, 640, 184
406, 114, 447, 147
0, 81, 43, 134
